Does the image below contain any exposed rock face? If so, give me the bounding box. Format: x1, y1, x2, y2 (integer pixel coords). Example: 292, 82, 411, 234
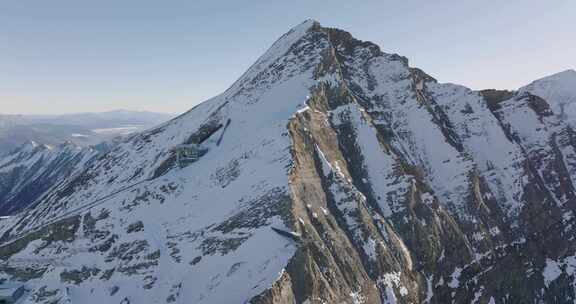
0, 20, 575, 303
0, 141, 98, 215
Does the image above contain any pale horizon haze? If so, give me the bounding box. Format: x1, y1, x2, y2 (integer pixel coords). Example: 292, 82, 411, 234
1, 0, 574, 115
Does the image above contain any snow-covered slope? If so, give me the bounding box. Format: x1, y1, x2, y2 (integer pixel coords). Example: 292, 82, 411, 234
520, 69, 576, 127
0, 20, 320, 304
0, 21, 575, 303
0, 141, 98, 215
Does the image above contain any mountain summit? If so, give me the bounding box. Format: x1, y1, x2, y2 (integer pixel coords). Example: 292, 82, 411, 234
0, 21, 576, 303
520, 69, 576, 126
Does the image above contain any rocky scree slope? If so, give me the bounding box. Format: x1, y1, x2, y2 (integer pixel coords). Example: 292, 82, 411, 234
0, 20, 576, 303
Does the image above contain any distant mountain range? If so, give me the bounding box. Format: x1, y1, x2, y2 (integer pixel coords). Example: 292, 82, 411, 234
0, 110, 174, 155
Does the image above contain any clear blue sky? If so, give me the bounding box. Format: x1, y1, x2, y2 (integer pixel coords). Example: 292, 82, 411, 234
1, 0, 574, 115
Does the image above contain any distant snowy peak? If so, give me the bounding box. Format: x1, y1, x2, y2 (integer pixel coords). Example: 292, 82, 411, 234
520, 69, 576, 125
8, 140, 85, 156
8, 140, 52, 156
17, 140, 42, 152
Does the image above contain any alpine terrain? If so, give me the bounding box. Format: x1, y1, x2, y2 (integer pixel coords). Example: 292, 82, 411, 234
0, 141, 101, 215
1, 20, 576, 303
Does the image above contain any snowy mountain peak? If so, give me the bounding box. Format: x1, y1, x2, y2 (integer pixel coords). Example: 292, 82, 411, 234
1, 21, 576, 303
11, 140, 52, 155
524, 69, 576, 88
56, 140, 82, 150
294, 18, 319, 30
520, 69, 576, 126
549, 68, 576, 78
20, 140, 39, 150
